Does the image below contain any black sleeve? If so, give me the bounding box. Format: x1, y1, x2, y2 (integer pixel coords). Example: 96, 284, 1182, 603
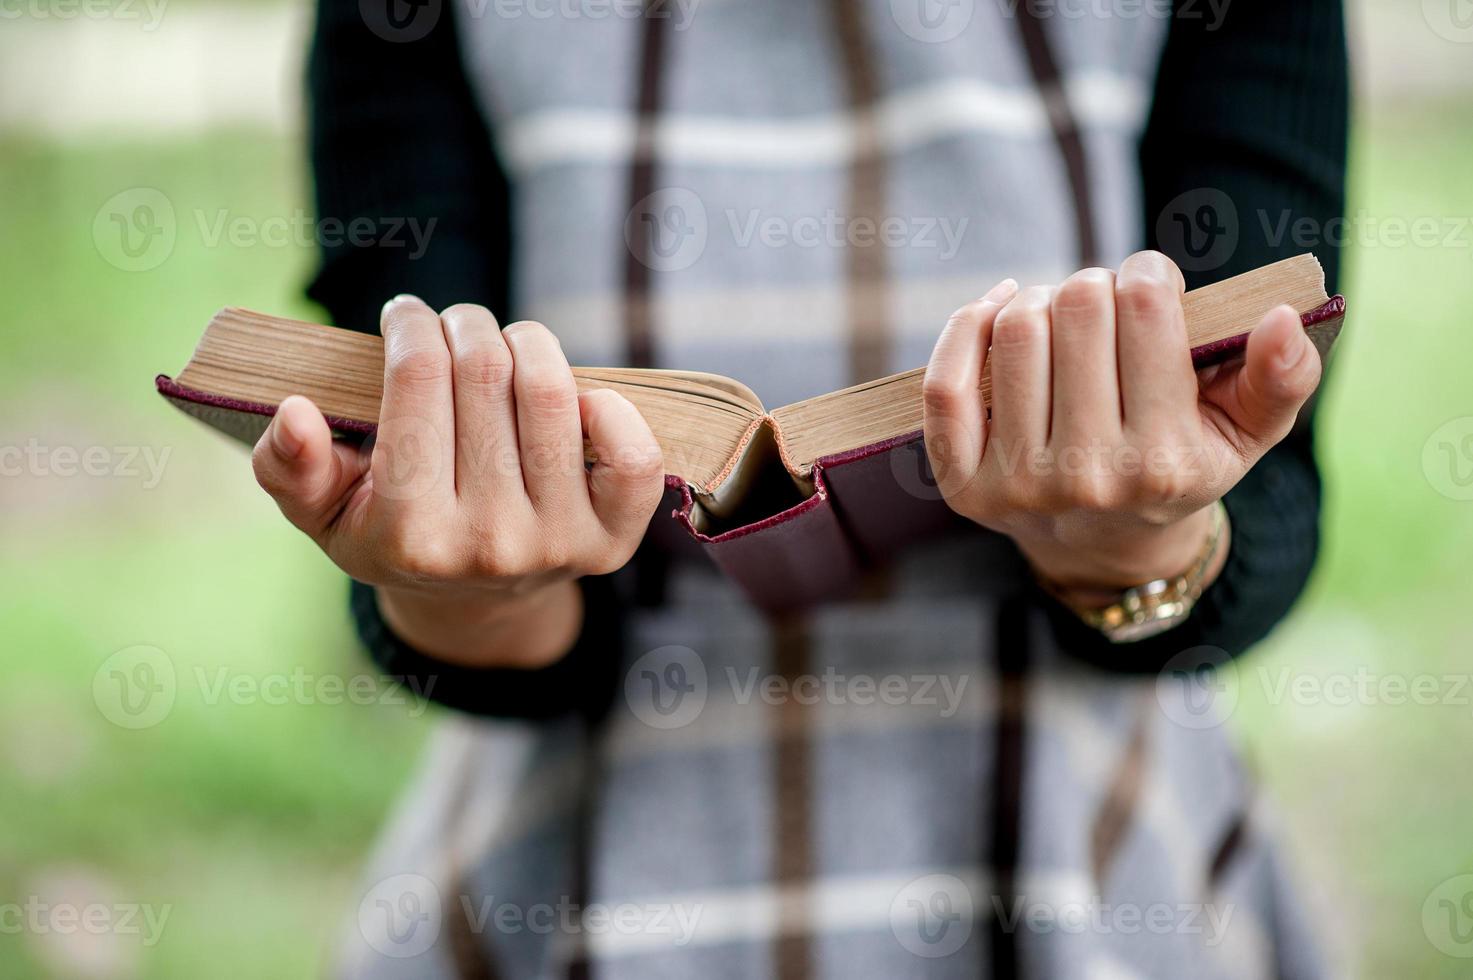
309, 0, 623, 720
1040, 0, 1349, 671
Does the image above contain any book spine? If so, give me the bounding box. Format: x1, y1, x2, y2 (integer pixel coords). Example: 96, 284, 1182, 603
667, 474, 866, 613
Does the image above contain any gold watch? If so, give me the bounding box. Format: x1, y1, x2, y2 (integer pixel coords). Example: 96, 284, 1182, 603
1043, 502, 1229, 643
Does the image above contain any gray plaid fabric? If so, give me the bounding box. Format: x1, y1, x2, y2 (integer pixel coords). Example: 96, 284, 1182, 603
335, 2, 1330, 977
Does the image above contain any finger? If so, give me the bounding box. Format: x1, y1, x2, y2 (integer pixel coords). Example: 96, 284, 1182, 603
987, 285, 1054, 456
1201, 304, 1321, 458
922, 279, 1017, 496
375, 295, 456, 507
501, 321, 586, 513
439, 303, 525, 507
580, 388, 665, 545
252, 396, 369, 540
1049, 268, 1121, 450
1115, 250, 1196, 437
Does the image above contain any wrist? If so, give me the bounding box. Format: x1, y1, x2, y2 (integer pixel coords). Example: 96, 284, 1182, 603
376, 577, 583, 670
1017, 505, 1222, 594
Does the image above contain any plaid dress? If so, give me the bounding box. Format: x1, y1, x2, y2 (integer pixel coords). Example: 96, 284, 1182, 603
307, 0, 1350, 976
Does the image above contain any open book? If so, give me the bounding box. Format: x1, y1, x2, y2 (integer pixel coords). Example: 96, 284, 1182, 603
159, 254, 1345, 610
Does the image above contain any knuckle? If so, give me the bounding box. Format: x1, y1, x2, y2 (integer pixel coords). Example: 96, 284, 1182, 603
470, 532, 521, 578
382, 531, 456, 581
921, 375, 965, 417
520, 373, 578, 414
1115, 275, 1179, 323
389, 345, 452, 388
609, 440, 665, 482
1052, 268, 1114, 317
943, 300, 986, 332
1066, 476, 1117, 513
454, 343, 514, 391
992, 306, 1046, 351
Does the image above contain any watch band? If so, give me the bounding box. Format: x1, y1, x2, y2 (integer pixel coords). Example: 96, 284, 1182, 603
1043, 501, 1229, 644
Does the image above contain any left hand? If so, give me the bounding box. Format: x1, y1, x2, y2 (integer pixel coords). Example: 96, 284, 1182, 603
921, 250, 1323, 591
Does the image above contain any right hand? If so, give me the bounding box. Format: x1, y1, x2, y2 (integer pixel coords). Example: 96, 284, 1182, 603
251, 296, 665, 665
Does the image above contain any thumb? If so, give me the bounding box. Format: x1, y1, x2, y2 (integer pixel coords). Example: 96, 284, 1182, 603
579, 388, 664, 545
252, 395, 367, 540
1201, 304, 1322, 458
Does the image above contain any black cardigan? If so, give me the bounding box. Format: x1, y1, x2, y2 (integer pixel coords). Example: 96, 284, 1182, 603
306, 0, 1349, 718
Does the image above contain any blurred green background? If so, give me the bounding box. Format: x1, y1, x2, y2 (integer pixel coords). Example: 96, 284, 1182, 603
1, 0, 1471, 976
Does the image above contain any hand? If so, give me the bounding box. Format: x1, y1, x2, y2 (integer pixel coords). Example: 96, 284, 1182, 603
922, 251, 1323, 591
251, 297, 665, 667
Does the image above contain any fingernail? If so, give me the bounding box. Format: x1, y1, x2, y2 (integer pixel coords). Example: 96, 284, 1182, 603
982, 279, 1018, 304
381, 293, 422, 316
1278, 333, 1313, 371
271, 409, 304, 459
1277, 330, 1309, 371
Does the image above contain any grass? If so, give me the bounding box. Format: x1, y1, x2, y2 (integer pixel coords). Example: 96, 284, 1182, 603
1, 100, 1471, 976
